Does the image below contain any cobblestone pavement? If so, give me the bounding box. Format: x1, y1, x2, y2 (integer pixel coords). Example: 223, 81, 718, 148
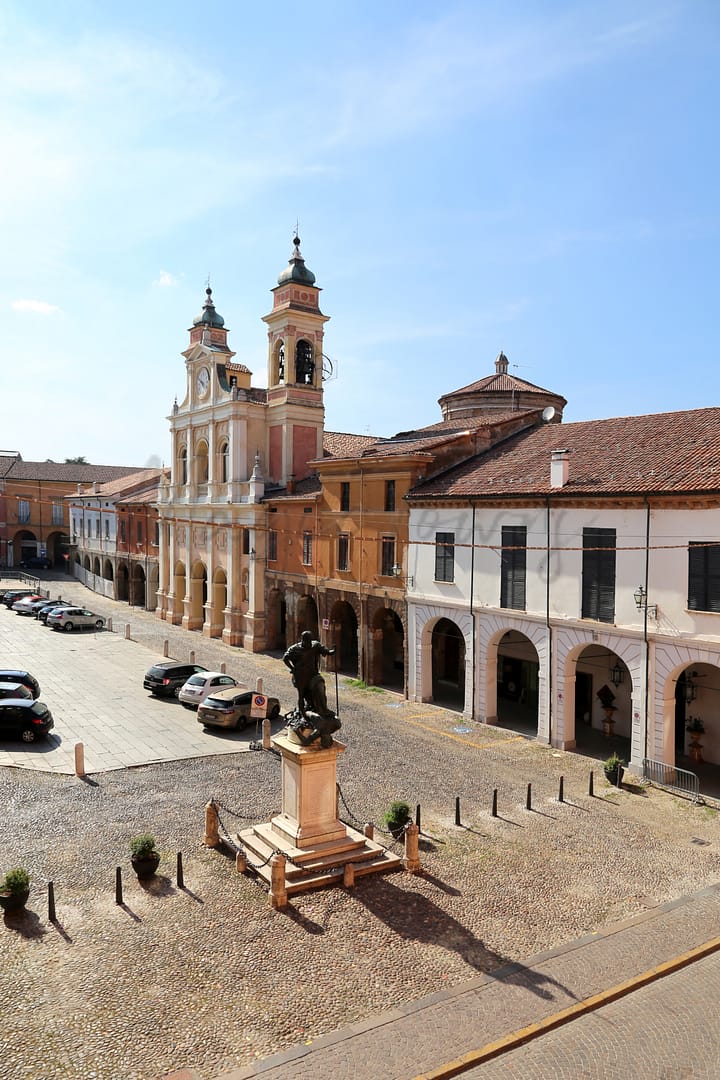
2, 573, 720, 1079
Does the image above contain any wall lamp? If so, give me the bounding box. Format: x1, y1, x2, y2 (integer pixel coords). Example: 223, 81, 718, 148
685, 672, 698, 704
609, 662, 624, 687
391, 564, 414, 588
633, 585, 657, 618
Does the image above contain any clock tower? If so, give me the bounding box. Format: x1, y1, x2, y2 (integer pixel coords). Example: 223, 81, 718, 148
262, 236, 329, 485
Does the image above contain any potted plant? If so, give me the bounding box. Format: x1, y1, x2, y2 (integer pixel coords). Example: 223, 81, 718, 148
603, 753, 625, 786
0, 867, 30, 913
130, 833, 161, 879
383, 800, 412, 840
686, 717, 705, 735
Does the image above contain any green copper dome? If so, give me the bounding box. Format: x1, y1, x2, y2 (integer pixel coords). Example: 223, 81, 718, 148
193, 286, 225, 328
277, 236, 316, 286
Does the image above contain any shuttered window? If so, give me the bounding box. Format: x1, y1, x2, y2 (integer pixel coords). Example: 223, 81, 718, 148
435, 532, 455, 583
688, 541, 720, 612
582, 528, 616, 623
501, 525, 526, 610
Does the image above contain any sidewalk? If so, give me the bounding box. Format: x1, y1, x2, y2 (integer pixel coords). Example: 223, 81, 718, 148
207, 882, 720, 1079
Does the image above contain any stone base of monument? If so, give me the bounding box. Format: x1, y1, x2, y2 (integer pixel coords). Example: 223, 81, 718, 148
237, 730, 401, 895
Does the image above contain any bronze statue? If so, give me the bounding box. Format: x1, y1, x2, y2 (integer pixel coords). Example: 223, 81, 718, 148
283, 631, 340, 748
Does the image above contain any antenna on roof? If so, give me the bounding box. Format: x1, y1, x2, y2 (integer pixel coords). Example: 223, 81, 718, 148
542, 406, 556, 423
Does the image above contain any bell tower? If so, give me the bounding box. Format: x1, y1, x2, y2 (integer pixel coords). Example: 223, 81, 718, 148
262, 236, 329, 486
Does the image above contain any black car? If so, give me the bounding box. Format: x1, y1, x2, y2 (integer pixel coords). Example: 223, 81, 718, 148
0, 699, 53, 742
143, 661, 209, 698
0, 669, 41, 698
19, 556, 51, 570
37, 602, 75, 624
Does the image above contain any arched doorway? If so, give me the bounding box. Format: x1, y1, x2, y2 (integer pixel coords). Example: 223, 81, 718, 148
172, 562, 186, 624
297, 593, 319, 639
211, 567, 227, 637
131, 564, 146, 608
431, 618, 465, 710
496, 630, 540, 734
329, 600, 358, 676
117, 562, 129, 602
673, 662, 720, 767
13, 530, 37, 565
103, 559, 114, 582
93, 556, 101, 577
572, 645, 631, 755
188, 561, 207, 629
266, 588, 287, 652
46, 530, 67, 567
83, 555, 91, 573
371, 607, 404, 689
147, 562, 159, 612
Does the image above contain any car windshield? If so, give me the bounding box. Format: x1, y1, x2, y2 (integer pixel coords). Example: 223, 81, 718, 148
29, 702, 48, 717
187, 675, 207, 686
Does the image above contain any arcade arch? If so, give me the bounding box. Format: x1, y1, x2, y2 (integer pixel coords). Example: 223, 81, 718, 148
329, 600, 358, 676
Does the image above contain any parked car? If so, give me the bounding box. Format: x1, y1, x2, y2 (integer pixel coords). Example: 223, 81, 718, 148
21, 596, 63, 616
178, 671, 239, 709
0, 670, 41, 698
19, 556, 51, 570
0, 682, 33, 701
0, 698, 53, 742
46, 607, 105, 632
2, 589, 37, 608
37, 601, 75, 624
143, 661, 208, 698
11, 594, 45, 614
198, 687, 281, 731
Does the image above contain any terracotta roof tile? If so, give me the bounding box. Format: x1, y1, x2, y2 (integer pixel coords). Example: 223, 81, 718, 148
322, 431, 379, 457
0, 459, 145, 483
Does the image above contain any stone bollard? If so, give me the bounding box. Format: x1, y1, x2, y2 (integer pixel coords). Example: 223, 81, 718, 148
256, 677, 263, 694
107, 616, 112, 632
124, 623, 131, 640
220, 662, 226, 674
343, 862, 355, 888
74, 742, 86, 778
262, 718, 271, 749
163, 639, 169, 658
403, 823, 421, 874
269, 853, 287, 909
189, 650, 195, 664
364, 822, 374, 841
204, 800, 220, 848
235, 850, 247, 874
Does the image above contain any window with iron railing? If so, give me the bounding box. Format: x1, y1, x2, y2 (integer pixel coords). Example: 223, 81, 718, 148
381, 536, 396, 577
18, 500, 30, 523
337, 533, 350, 571
302, 531, 313, 566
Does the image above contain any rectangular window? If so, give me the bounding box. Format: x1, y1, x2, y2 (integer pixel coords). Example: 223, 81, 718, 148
302, 531, 313, 566
154, 522, 159, 547
268, 529, 278, 562
435, 532, 455, 583
95, 518, 99, 539
337, 533, 350, 571
582, 527, 616, 623
18, 499, 30, 523
105, 519, 110, 540
52, 501, 63, 525
136, 520, 143, 544
501, 525, 527, 610
385, 480, 396, 512
688, 541, 720, 612
340, 482, 350, 512
119, 518, 126, 543
242, 528, 250, 555
381, 535, 396, 577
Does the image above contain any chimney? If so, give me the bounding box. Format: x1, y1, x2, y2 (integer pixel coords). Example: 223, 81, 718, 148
550, 449, 569, 489
93, 481, 100, 494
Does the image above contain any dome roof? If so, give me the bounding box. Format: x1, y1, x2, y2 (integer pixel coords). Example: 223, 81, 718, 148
277, 236, 316, 286
192, 287, 225, 328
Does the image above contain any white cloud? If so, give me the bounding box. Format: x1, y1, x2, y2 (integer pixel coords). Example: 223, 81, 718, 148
154, 270, 179, 288
11, 298, 61, 315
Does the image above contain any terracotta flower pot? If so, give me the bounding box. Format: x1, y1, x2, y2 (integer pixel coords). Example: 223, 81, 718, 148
131, 853, 160, 880
0, 888, 29, 914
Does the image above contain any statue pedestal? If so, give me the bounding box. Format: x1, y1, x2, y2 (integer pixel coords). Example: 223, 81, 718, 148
238, 730, 401, 896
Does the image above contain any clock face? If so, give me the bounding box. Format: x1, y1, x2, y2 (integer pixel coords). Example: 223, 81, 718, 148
196, 367, 210, 395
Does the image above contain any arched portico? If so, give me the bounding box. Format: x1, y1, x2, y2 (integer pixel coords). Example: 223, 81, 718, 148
296, 593, 319, 639
493, 629, 540, 736
117, 562, 129, 602
369, 606, 404, 690
266, 588, 287, 652
131, 563, 146, 608
329, 599, 359, 676
103, 559, 114, 582
170, 561, 186, 624
429, 617, 465, 711
209, 567, 227, 638
184, 560, 207, 631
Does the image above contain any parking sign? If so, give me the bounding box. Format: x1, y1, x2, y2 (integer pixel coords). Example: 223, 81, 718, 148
250, 693, 267, 718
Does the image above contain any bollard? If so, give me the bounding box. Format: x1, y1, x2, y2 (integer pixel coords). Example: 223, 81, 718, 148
48, 881, 56, 922
558, 776, 564, 803
176, 852, 184, 888
204, 800, 220, 848
256, 677, 263, 694
262, 718, 271, 750
269, 853, 287, 909
343, 862, 356, 888
124, 623, 131, 640
491, 789, 498, 818
526, 783, 532, 811
589, 770, 594, 797
220, 662, 226, 674
364, 821, 375, 841
189, 650, 195, 664
163, 639, 169, 657
403, 823, 421, 874
455, 796, 461, 826
115, 866, 123, 906
107, 616, 112, 632
235, 850, 247, 873
415, 803, 421, 832
74, 742, 86, 779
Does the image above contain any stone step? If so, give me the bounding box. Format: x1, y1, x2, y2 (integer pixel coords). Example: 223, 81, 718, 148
241, 847, 403, 895
238, 824, 394, 880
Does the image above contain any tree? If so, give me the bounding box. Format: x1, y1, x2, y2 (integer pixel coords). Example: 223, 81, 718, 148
64, 456, 88, 464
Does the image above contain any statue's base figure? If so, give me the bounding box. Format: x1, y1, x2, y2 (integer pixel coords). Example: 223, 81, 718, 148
286, 708, 341, 749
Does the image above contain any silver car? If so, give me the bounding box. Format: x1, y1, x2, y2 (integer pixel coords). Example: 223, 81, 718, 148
46, 606, 105, 632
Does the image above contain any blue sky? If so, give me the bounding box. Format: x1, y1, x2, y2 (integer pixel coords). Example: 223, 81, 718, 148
2, 1, 718, 466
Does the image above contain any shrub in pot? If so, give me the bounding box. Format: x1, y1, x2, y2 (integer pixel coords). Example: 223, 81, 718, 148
383, 800, 412, 840
130, 833, 161, 879
604, 753, 625, 786
0, 867, 30, 913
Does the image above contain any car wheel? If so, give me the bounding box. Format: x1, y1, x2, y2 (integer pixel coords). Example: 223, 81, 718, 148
172, 686, 180, 698
95, 619, 103, 630
181, 702, 194, 710
63, 622, 74, 632
21, 728, 37, 743
236, 715, 248, 731
269, 703, 281, 719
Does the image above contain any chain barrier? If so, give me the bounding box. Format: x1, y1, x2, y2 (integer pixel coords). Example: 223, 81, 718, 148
212, 800, 340, 878
335, 783, 403, 844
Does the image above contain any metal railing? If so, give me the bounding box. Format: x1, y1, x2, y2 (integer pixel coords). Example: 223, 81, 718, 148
642, 757, 700, 803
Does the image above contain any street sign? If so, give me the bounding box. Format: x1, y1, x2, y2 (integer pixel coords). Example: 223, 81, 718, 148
322, 618, 330, 629
250, 693, 267, 718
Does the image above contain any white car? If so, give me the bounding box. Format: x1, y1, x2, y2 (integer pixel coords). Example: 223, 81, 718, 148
46, 607, 105, 632
178, 671, 239, 709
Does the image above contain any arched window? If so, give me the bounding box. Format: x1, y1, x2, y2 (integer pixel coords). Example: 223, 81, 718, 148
178, 446, 188, 486
295, 339, 314, 384
196, 440, 209, 484
276, 340, 285, 383
219, 440, 230, 483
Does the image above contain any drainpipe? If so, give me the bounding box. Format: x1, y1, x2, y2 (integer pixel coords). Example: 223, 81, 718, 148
642, 496, 651, 765
358, 467, 365, 682
470, 501, 476, 719
546, 496, 553, 746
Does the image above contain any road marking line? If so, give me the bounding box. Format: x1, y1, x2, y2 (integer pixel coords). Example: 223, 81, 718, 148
400, 714, 523, 750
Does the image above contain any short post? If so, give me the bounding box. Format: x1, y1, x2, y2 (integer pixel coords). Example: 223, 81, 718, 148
124, 623, 131, 640
204, 799, 220, 848
269, 853, 287, 909
526, 783, 532, 811
364, 822, 374, 841
343, 862, 355, 888
262, 718, 271, 749
48, 881, 56, 922
176, 852, 184, 888
220, 662, 226, 674
558, 776, 564, 803
106, 616, 112, 632
255, 677, 263, 694
74, 742, 86, 779
163, 639, 169, 658
235, 850, 247, 874
491, 789, 498, 818
415, 803, 421, 832
189, 650, 195, 664
455, 796, 461, 826
115, 866, 123, 906
589, 771, 594, 797
403, 823, 421, 874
